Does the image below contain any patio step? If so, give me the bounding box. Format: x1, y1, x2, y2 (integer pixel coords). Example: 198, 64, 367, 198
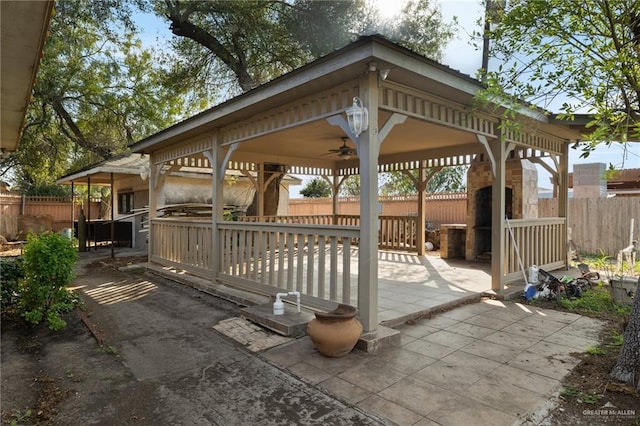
241, 303, 314, 338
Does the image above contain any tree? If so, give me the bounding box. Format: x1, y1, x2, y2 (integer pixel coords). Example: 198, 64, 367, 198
480, 0, 639, 158
482, 0, 640, 392
145, 0, 455, 215
340, 167, 467, 196
611, 277, 640, 391
300, 178, 332, 198
380, 167, 468, 195
8, 0, 192, 189
340, 175, 361, 197
387, 0, 456, 61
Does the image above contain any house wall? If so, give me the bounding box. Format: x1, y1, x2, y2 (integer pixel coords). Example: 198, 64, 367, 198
113, 175, 148, 250
112, 173, 294, 250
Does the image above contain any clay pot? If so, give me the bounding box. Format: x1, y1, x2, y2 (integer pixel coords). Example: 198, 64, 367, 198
307, 304, 363, 357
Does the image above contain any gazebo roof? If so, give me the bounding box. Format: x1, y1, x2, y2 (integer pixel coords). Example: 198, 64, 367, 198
129, 35, 584, 174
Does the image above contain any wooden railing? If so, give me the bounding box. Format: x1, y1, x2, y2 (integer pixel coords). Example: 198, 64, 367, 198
243, 214, 418, 252
379, 215, 418, 251
504, 218, 566, 283
218, 221, 360, 310
240, 214, 333, 225
150, 218, 213, 278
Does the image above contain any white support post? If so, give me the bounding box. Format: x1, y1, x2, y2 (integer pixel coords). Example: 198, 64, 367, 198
258, 162, 265, 218
357, 65, 380, 333
488, 135, 512, 292
417, 164, 426, 255
559, 142, 570, 269
204, 133, 223, 279
148, 153, 158, 264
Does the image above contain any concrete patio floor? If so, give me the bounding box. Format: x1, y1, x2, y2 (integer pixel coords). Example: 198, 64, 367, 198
88, 247, 606, 425
376, 251, 492, 325
263, 299, 605, 426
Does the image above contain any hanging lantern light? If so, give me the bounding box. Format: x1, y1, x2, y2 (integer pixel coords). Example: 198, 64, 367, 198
345, 97, 369, 137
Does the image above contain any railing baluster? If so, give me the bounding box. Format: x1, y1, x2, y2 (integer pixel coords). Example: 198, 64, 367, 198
296, 234, 304, 293
318, 236, 326, 298
287, 233, 295, 291
330, 237, 337, 300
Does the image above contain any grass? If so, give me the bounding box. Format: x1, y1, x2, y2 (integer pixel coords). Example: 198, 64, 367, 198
585, 345, 607, 356
560, 387, 603, 405
9, 408, 33, 426
557, 283, 631, 317
96, 345, 118, 355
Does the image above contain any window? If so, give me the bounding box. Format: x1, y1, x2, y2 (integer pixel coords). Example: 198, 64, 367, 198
118, 192, 134, 214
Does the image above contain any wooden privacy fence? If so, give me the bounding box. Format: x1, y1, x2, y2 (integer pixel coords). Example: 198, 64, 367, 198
288, 193, 467, 228
288, 195, 639, 256
539, 197, 640, 256
0, 194, 102, 239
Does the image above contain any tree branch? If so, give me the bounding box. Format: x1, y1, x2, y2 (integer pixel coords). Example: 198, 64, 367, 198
164, 0, 256, 92
51, 99, 112, 158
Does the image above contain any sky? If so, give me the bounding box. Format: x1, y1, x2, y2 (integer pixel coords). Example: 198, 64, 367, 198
133, 1, 639, 196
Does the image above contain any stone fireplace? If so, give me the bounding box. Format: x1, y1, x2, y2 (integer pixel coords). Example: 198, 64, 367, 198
465, 157, 539, 261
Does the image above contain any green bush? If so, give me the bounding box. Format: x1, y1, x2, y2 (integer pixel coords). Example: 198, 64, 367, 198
0, 257, 24, 312
18, 232, 79, 330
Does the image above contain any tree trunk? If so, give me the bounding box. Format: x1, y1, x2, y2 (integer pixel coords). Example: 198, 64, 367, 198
611, 276, 640, 391
245, 164, 283, 216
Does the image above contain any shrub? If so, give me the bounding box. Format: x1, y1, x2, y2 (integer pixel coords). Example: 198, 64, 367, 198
18, 232, 79, 330
0, 257, 24, 312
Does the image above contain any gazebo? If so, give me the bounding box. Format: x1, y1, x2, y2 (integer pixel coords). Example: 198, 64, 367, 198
131, 35, 582, 336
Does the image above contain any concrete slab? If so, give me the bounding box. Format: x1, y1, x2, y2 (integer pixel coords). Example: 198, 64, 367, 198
318, 376, 372, 405
262, 299, 606, 426
422, 329, 477, 349
338, 362, 406, 393
424, 395, 517, 426
489, 364, 561, 396
240, 303, 313, 337
465, 376, 544, 417
355, 325, 401, 352
357, 395, 423, 426
378, 376, 458, 416
212, 317, 293, 352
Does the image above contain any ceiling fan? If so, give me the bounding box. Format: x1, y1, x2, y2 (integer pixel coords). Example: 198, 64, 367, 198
325, 137, 357, 159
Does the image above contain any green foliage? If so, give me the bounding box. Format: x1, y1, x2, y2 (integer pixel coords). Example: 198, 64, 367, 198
380, 167, 468, 195
12, 0, 194, 188
20, 184, 72, 197
300, 178, 332, 198
390, 0, 456, 61
96, 345, 118, 355
558, 283, 631, 317
479, 0, 639, 154
586, 345, 606, 356
0, 257, 24, 312
152, 0, 454, 97
9, 408, 33, 426
18, 232, 79, 330
560, 386, 603, 405
607, 332, 624, 349
340, 175, 361, 197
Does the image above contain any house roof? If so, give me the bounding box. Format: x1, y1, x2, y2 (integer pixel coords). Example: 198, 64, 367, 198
56, 152, 302, 186
0, 0, 54, 153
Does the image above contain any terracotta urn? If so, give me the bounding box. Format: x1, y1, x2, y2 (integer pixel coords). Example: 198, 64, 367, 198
307, 304, 363, 357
